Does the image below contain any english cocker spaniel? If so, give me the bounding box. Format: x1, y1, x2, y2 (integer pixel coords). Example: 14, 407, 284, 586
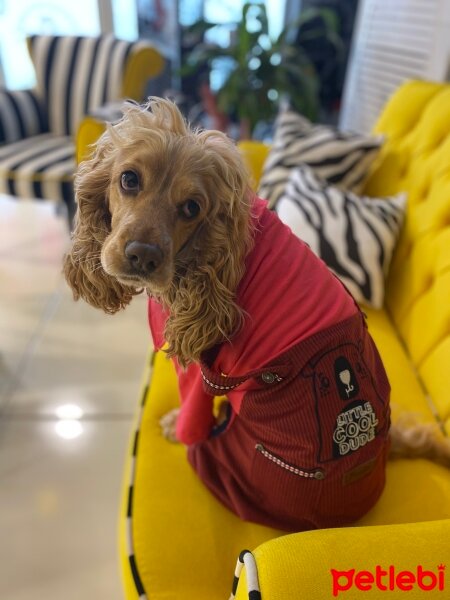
64, 98, 449, 531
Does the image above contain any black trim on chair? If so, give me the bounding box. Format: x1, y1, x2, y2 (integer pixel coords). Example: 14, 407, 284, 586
123, 358, 154, 600
0, 89, 48, 144
64, 36, 84, 137
230, 550, 262, 600
83, 38, 103, 115
42, 36, 59, 116
5, 94, 26, 139
102, 39, 133, 105
129, 555, 146, 597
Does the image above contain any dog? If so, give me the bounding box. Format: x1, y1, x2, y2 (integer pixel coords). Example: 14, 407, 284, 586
64, 98, 450, 531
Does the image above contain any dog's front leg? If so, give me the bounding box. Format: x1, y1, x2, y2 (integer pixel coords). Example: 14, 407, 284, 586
159, 408, 181, 443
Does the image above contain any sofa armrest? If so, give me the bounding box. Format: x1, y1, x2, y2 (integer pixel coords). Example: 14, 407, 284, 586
234, 519, 450, 599
0, 88, 48, 144
76, 102, 126, 163
122, 43, 165, 100
237, 140, 270, 191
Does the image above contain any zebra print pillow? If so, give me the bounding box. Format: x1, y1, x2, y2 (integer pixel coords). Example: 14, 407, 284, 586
258, 110, 383, 208
276, 165, 407, 308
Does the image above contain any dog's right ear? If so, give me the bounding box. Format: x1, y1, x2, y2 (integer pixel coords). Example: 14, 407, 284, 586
63, 133, 137, 314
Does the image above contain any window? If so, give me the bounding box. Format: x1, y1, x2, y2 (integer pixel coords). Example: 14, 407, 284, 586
111, 0, 138, 41
0, 0, 100, 89
203, 0, 286, 91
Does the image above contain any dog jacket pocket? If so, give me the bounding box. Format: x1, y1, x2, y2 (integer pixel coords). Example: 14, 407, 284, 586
255, 443, 324, 480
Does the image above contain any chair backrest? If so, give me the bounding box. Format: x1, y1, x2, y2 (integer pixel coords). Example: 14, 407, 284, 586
28, 35, 164, 137
362, 80, 450, 425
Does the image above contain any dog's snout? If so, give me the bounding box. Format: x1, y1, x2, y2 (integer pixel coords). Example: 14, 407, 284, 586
125, 241, 163, 274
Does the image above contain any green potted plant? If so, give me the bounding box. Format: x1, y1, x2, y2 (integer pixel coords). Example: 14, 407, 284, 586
180, 3, 343, 138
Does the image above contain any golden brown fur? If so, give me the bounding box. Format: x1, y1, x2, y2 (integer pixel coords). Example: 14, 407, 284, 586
389, 414, 450, 468
64, 97, 450, 466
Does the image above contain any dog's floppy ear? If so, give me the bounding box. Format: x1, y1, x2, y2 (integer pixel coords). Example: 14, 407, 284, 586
63, 130, 138, 314
162, 128, 255, 366
196, 129, 250, 216
195, 127, 254, 298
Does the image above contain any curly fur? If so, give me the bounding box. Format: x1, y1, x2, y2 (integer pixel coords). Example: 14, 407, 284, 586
64, 98, 253, 366
389, 413, 450, 468
63, 138, 139, 314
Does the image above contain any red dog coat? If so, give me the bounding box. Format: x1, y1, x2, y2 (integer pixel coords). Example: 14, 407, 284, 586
148, 199, 391, 531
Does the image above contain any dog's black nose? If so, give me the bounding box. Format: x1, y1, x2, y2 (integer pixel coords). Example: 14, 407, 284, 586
125, 241, 163, 274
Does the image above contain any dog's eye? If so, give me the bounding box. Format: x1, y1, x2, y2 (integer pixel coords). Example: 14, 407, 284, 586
179, 199, 200, 220
120, 170, 139, 192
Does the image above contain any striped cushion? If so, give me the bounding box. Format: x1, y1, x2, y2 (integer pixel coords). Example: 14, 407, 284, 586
276, 165, 406, 308
28, 35, 146, 136
258, 110, 383, 208
0, 89, 48, 144
0, 133, 74, 205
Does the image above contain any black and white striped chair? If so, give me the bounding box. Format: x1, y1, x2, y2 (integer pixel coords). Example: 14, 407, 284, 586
0, 35, 164, 224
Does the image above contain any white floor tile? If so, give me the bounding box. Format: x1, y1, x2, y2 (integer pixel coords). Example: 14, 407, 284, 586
0, 419, 132, 600
0, 196, 66, 254
3, 283, 150, 416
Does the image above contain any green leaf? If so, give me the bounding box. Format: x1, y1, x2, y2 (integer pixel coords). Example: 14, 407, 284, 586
180, 2, 344, 134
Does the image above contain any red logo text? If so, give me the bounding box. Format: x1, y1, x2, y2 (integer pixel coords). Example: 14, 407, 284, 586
331, 565, 446, 596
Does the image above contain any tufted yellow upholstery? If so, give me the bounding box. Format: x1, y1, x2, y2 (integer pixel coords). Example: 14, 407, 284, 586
75, 81, 450, 599
364, 81, 450, 431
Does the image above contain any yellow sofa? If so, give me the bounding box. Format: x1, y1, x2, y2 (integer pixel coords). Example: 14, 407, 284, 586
76, 80, 450, 599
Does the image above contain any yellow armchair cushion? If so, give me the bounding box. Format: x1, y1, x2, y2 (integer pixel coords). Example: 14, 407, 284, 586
120, 342, 450, 600
362, 82, 450, 427
362, 308, 434, 423
235, 519, 450, 599
76, 117, 108, 163
237, 140, 271, 191
122, 45, 165, 100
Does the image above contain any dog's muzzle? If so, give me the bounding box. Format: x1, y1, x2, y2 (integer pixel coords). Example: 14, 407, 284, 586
125, 240, 164, 276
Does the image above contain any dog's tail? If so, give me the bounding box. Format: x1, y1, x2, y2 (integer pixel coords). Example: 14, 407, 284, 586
389, 414, 450, 468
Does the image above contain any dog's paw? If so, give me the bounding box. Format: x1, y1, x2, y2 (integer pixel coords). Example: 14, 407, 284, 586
159, 408, 180, 443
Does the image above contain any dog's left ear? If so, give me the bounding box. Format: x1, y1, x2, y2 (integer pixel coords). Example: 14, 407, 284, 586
193, 128, 253, 288
195, 129, 251, 215
162, 128, 254, 367
63, 130, 139, 314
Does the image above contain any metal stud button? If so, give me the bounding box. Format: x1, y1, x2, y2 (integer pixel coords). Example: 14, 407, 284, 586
261, 372, 276, 384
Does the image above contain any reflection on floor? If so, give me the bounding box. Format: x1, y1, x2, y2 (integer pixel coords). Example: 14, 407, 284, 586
0, 196, 150, 600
